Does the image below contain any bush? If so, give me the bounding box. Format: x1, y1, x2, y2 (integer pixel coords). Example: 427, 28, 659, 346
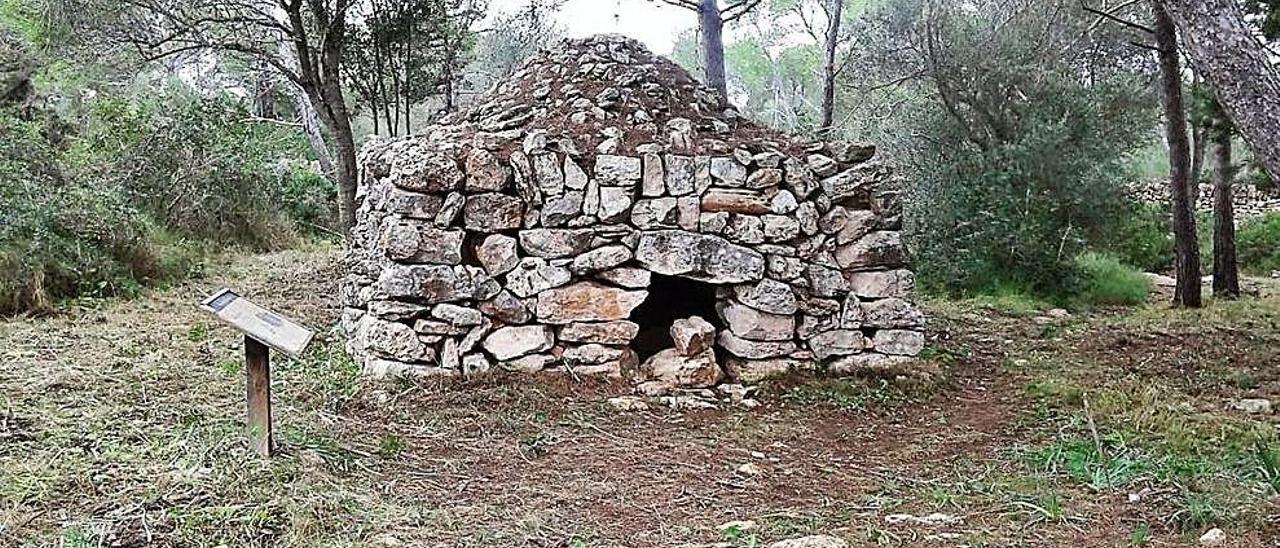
1237, 213, 1280, 275
1103, 203, 1174, 273
69, 87, 325, 248
0, 107, 201, 313
884, 1, 1155, 297
0, 79, 331, 314
280, 165, 338, 233
1074, 252, 1150, 306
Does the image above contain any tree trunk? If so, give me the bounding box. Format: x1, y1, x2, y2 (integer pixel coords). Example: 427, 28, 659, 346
818, 0, 844, 133
1160, 0, 1280, 184
252, 56, 277, 119
1153, 2, 1202, 308
321, 71, 359, 234
1211, 129, 1239, 299
295, 88, 337, 177
698, 0, 728, 101
1190, 122, 1204, 188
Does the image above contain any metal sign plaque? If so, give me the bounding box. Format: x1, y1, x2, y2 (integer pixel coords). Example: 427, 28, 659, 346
200, 288, 314, 357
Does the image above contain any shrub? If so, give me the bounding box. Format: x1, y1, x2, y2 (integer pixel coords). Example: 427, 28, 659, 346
280, 165, 338, 233
882, 1, 1155, 297
1074, 252, 1150, 306
69, 85, 327, 248
1103, 203, 1174, 273
1236, 212, 1280, 275
0, 107, 200, 313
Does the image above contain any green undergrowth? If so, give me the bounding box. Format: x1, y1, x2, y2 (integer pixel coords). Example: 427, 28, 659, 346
1072, 252, 1151, 307
1020, 362, 1280, 532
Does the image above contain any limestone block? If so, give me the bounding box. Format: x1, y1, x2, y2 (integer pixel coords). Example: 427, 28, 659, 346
534, 282, 649, 324
465, 148, 510, 192
872, 329, 925, 356
519, 228, 596, 258
836, 231, 907, 271
718, 331, 796, 359
483, 325, 555, 361
862, 298, 924, 329
670, 316, 716, 356
463, 193, 524, 232
595, 154, 642, 183
506, 257, 572, 298
734, 279, 798, 315
476, 234, 519, 276
720, 301, 795, 341
559, 321, 640, 345
634, 230, 765, 284
846, 269, 915, 299
641, 348, 722, 388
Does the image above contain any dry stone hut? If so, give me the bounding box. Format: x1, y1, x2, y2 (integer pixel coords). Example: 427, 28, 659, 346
342, 35, 924, 393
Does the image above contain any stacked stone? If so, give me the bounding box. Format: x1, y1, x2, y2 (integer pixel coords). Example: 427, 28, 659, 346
1127, 180, 1280, 220
341, 35, 926, 383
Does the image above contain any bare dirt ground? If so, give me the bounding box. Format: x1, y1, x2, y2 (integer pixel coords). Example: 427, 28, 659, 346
2, 248, 1278, 547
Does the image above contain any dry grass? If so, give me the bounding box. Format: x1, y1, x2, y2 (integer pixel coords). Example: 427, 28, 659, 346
2, 248, 1279, 547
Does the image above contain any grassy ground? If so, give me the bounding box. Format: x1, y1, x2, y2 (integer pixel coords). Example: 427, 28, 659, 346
1, 248, 1278, 547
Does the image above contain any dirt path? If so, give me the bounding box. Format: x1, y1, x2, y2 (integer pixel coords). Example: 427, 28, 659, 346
2, 249, 1277, 547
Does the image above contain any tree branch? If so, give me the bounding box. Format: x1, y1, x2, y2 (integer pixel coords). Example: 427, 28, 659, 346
722, 0, 764, 22
648, 0, 698, 10
1080, 0, 1154, 34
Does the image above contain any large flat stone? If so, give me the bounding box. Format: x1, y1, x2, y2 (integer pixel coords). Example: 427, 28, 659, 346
862, 298, 924, 329
534, 282, 648, 324
725, 357, 804, 383
720, 301, 795, 341
718, 331, 796, 359
463, 193, 524, 232
846, 269, 915, 299
871, 329, 925, 356
634, 230, 765, 284
519, 228, 596, 258
701, 189, 770, 214
558, 321, 640, 345
482, 325, 555, 361
835, 231, 907, 270
373, 265, 498, 303
809, 329, 866, 360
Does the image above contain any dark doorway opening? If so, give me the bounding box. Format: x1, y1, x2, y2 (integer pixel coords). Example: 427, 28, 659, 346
629, 274, 723, 360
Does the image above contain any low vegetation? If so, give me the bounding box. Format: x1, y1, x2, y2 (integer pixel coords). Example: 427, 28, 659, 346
0, 36, 332, 315
4, 250, 1278, 546
1237, 212, 1280, 275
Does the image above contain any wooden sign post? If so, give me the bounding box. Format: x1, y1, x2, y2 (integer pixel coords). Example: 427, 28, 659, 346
200, 288, 314, 457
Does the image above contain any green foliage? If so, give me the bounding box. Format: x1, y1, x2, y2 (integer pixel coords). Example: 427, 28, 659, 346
69, 85, 325, 247
867, 0, 1155, 297
1235, 212, 1280, 275
0, 34, 331, 314
1103, 204, 1174, 273
0, 106, 202, 313
1073, 253, 1150, 307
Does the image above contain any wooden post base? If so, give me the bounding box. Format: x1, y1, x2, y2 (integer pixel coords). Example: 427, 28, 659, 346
245, 335, 273, 457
